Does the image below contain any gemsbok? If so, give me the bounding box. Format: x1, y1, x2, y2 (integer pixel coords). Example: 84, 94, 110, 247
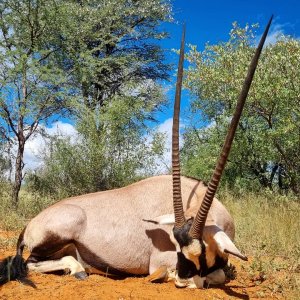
0, 17, 272, 289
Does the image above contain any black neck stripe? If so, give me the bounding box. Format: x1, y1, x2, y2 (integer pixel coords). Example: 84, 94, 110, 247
199, 244, 227, 277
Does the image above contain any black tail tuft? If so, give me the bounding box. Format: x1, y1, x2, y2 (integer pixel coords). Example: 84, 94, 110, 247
0, 255, 36, 288
0, 255, 27, 284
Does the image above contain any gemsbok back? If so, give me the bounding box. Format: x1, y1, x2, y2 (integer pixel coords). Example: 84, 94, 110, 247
0, 17, 272, 289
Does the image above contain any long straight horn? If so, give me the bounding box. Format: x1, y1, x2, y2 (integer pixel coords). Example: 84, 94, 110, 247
172, 25, 186, 228
189, 16, 273, 239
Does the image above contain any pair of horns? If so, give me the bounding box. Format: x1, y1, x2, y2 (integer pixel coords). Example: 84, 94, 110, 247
172, 16, 273, 238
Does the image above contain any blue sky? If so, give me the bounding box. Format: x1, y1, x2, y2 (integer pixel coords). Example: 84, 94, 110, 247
24, 1, 300, 171
157, 0, 300, 123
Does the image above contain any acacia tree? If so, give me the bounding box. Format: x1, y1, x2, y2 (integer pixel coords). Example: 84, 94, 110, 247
0, 0, 71, 206
17, 0, 172, 198
28, 0, 172, 197
27, 99, 166, 199
0, 0, 172, 205
183, 23, 300, 194
54, 0, 172, 110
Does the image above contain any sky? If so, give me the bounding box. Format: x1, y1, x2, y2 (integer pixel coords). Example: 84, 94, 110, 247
23, 0, 300, 171
157, 0, 300, 122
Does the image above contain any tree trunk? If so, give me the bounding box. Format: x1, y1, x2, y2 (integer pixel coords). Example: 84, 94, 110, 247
12, 137, 25, 208
269, 164, 279, 188
12, 70, 27, 207
250, 161, 272, 190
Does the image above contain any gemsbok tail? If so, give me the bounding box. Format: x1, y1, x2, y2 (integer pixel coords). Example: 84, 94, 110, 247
0, 228, 35, 287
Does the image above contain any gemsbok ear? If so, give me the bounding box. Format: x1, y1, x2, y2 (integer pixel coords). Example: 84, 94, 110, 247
213, 231, 248, 261
143, 214, 176, 225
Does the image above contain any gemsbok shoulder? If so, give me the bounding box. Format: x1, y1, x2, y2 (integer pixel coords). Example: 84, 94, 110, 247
0, 17, 272, 289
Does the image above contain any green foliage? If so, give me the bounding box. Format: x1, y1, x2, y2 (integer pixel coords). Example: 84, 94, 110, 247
23, 0, 172, 198
0, 0, 172, 204
183, 22, 300, 194
0, 0, 73, 205
52, 0, 172, 109
0, 0, 72, 129
27, 96, 166, 199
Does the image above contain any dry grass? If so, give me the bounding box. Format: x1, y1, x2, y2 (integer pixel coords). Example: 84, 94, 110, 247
221, 191, 300, 259
0, 184, 55, 232
0, 185, 299, 297
220, 190, 300, 298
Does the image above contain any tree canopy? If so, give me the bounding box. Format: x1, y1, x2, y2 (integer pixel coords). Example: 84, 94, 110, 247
183, 23, 300, 194
0, 0, 73, 205
52, 0, 172, 110
0, 0, 173, 205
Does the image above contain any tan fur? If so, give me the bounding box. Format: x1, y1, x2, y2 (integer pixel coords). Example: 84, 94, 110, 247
182, 239, 201, 270
22, 175, 236, 277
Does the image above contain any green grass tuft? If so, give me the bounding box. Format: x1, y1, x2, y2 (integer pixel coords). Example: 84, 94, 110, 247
220, 190, 300, 260
0, 183, 56, 231
220, 189, 300, 298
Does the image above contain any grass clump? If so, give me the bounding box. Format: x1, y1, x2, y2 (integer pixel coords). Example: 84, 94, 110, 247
0, 183, 56, 250
0, 182, 56, 232
220, 189, 300, 298
220, 190, 300, 259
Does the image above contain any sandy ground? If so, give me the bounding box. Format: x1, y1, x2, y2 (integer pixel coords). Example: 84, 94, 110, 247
0, 231, 297, 300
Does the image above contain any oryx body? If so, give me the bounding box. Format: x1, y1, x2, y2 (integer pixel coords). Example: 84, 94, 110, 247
0, 17, 272, 289
22, 175, 233, 279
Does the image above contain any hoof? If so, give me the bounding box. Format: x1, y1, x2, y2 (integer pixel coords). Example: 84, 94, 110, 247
74, 271, 88, 280
148, 266, 168, 283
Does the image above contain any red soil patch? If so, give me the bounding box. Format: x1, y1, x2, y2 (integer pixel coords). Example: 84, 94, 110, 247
0, 234, 297, 299
0, 230, 18, 239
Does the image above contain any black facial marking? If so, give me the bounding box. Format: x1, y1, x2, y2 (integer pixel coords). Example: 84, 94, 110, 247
208, 255, 228, 276
173, 219, 200, 280
177, 244, 228, 279
176, 252, 198, 279
199, 248, 228, 277
173, 220, 228, 279
172, 218, 193, 248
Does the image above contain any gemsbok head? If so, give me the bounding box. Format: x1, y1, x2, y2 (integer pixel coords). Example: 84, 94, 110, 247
155, 17, 273, 288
